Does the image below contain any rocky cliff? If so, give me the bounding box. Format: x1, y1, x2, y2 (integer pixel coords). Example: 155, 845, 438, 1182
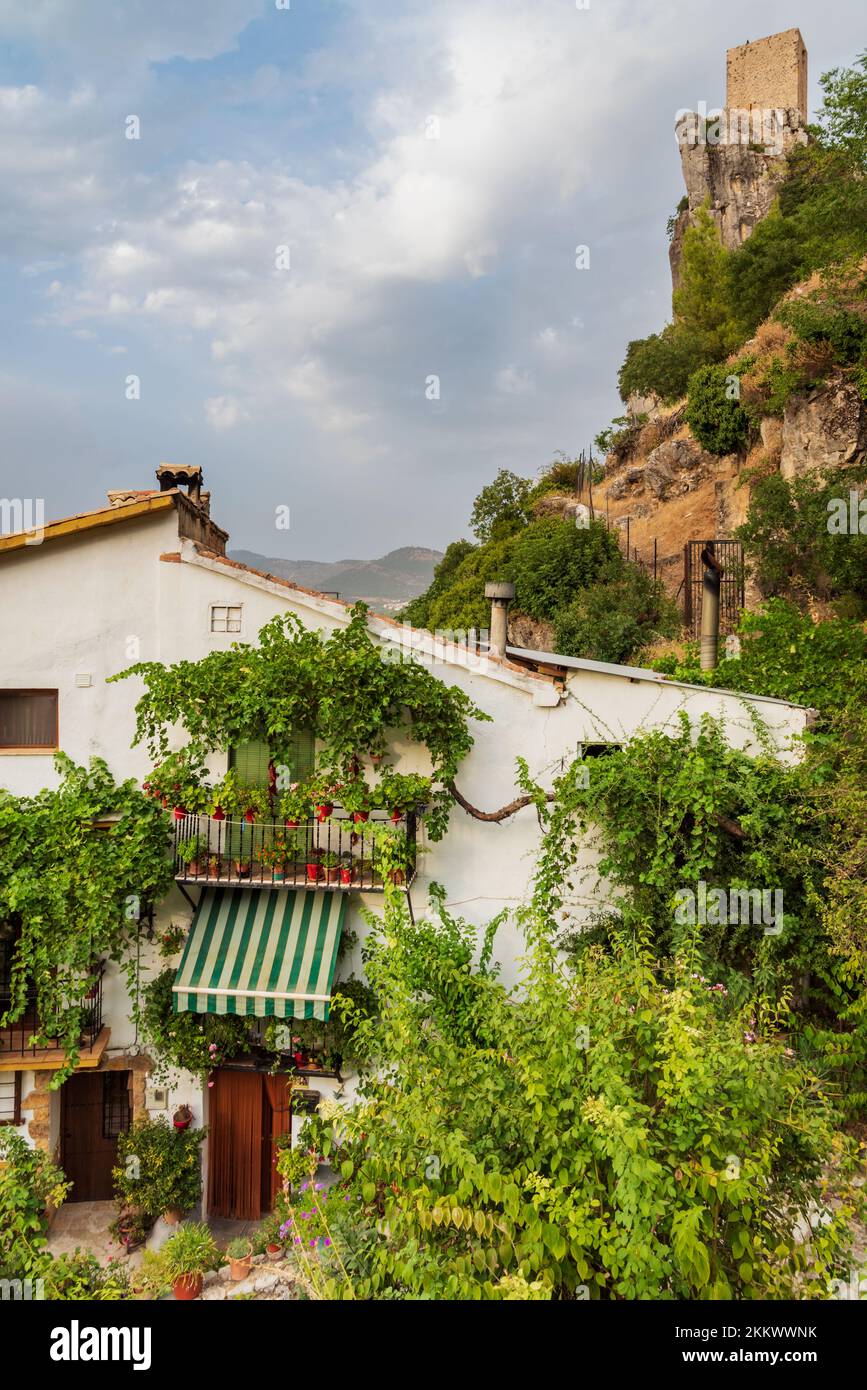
669, 108, 808, 289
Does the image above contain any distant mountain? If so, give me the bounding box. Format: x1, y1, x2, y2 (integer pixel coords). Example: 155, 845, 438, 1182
228, 545, 442, 613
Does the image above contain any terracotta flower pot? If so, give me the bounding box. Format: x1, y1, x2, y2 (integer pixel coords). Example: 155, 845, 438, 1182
172, 1274, 203, 1301
266, 1244, 284, 1263
306, 863, 323, 883
229, 1256, 252, 1282
325, 867, 340, 883
285, 818, 299, 829
315, 803, 333, 821
173, 807, 187, 821
212, 806, 226, 821
163, 1207, 183, 1225
339, 867, 352, 886
352, 811, 369, 824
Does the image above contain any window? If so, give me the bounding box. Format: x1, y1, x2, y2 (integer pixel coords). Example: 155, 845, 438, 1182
0, 1072, 22, 1127
0, 690, 58, 750
102, 1072, 131, 1140
229, 733, 315, 788
210, 604, 243, 634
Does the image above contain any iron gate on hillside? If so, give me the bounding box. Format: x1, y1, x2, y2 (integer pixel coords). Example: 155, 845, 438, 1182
683, 540, 745, 639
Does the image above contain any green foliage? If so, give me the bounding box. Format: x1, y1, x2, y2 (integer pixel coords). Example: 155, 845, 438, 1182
672, 205, 741, 360
617, 325, 703, 405
0, 755, 172, 1082
777, 293, 867, 366
736, 466, 867, 602
113, 1116, 206, 1221
469, 469, 534, 543
812, 49, 867, 167
137, 1222, 221, 1295
40, 1250, 132, 1300
112, 604, 487, 843
293, 897, 860, 1299
0, 1127, 70, 1279
685, 361, 750, 455
401, 539, 476, 628
511, 517, 623, 623
140, 967, 251, 1082
553, 566, 680, 664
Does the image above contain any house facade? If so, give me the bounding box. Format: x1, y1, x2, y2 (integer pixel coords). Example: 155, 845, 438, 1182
0, 467, 808, 1222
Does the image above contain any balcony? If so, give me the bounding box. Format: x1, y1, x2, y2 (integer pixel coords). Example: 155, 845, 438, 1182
171, 809, 418, 893
0, 964, 110, 1070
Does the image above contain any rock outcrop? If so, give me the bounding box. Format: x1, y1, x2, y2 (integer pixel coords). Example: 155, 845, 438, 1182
780, 377, 867, 480
670, 108, 808, 289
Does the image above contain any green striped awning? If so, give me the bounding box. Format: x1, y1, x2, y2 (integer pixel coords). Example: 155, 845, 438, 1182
172, 888, 346, 1021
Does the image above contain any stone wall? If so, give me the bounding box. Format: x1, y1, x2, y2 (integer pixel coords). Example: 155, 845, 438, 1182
726, 29, 808, 119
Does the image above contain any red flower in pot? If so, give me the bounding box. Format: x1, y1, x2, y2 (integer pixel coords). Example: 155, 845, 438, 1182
173, 1104, 193, 1131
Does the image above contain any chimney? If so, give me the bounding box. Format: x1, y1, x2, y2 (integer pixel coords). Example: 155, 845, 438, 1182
156, 462, 204, 507
485, 582, 515, 658
699, 543, 723, 671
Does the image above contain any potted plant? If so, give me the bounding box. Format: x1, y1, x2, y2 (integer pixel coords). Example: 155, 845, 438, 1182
173, 1104, 193, 1131
279, 783, 311, 828
341, 778, 372, 824
305, 846, 323, 883
226, 1236, 253, 1282
309, 773, 338, 823
375, 770, 431, 820
207, 853, 222, 880
339, 853, 355, 887
160, 1222, 221, 1301
177, 834, 208, 876
261, 831, 297, 881
321, 850, 340, 884
242, 786, 268, 824
109, 1207, 149, 1253
113, 1116, 206, 1227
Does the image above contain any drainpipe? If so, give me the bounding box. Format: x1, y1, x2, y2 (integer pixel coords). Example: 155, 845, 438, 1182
485, 582, 515, 658
699, 543, 724, 672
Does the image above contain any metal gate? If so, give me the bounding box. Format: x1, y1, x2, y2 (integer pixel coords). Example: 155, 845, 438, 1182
683, 540, 745, 638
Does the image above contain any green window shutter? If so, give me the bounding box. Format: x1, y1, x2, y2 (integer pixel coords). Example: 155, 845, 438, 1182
229, 739, 272, 789
229, 731, 315, 788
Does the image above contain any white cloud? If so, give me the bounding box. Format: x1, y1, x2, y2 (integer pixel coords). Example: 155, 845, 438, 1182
205, 394, 247, 430
496, 364, 534, 395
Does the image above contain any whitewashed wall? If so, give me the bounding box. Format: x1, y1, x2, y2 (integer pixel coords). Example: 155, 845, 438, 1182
0, 508, 808, 1150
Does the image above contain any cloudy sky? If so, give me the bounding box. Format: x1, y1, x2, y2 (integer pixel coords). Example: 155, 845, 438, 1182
0, 1, 863, 559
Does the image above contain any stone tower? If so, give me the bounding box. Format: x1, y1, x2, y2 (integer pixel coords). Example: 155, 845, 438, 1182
669, 29, 809, 291
726, 28, 808, 120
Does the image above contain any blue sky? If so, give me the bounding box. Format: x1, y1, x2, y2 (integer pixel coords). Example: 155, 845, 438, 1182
0, 0, 864, 559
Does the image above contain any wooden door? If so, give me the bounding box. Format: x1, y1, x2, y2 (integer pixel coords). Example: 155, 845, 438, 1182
61, 1071, 130, 1202
208, 1070, 292, 1221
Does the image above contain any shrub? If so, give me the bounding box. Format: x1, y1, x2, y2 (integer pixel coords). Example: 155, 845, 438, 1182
617, 325, 703, 405
740, 338, 835, 419
777, 296, 867, 365
672, 205, 742, 361
511, 517, 623, 623
685, 361, 751, 454
553, 566, 680, 665
736, 466, 867, 602
113, 1115, 206, 1221
0, 1128, 70, 1280
301, 898, 860, 1300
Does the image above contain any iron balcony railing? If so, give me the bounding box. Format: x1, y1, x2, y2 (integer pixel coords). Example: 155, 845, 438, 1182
0, 963, 104, 1059
172, 809, 418, 893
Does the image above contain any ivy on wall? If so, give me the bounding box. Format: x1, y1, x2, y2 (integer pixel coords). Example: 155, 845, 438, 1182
0, 755, 173, 1082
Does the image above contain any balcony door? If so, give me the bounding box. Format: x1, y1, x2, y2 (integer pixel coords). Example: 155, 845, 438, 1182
61, 1071, 130, 1202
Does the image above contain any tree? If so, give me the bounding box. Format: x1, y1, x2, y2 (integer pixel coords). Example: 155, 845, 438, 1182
672, 205, 740, 360
469, 469, 533, 543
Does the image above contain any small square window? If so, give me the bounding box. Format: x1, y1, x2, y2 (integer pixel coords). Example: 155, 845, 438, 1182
210, 604, 242, 634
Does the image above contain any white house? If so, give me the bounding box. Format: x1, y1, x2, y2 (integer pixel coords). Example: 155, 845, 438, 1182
0, 466, 808, 1222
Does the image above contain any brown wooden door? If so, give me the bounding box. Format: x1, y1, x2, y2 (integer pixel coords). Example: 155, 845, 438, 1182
61, 1071, 130, 1202
208, 1070, 292, 1221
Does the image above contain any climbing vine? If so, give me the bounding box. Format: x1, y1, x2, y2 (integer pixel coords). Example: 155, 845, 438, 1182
0, 755, 172, 1083
110, 603, 489, 841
